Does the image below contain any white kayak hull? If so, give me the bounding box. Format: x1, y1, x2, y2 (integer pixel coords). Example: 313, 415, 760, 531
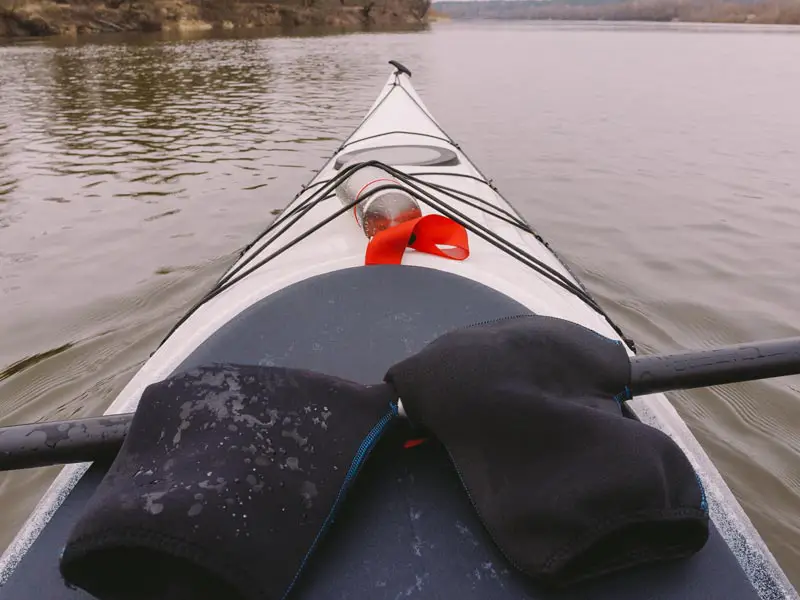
0, 62, 796, 600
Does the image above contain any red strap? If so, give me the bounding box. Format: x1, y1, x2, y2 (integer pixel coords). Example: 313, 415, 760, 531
365, 215, 470, 265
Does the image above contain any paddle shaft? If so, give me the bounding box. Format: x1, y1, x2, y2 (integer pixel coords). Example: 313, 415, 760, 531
0, 414, 130, 471
630, 336, 800, 396
1, 337, 798, 471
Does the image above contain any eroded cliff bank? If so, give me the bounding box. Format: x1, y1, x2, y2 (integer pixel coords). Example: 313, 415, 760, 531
1, 0, 430, 37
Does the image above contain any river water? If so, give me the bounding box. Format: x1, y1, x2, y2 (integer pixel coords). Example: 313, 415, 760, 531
1, 20, 799, 587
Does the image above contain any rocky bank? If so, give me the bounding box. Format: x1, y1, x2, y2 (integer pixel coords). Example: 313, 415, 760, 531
1, 0, 429, 37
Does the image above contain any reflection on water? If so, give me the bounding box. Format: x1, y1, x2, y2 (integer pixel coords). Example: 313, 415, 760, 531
0, 21, 799, 588
36, 42, 278, 199
0, 124, 17, 202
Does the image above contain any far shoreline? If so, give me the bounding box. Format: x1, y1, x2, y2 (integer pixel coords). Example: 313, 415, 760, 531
432, 0, 800, 26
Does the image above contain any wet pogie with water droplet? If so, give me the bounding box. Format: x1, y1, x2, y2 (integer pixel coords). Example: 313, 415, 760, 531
59, 363, 398, 600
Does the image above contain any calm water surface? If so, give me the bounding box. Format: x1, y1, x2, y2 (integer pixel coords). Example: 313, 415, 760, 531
1, 20, 799, 586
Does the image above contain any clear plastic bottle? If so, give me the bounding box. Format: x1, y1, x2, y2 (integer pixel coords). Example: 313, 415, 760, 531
336, 165, 422, 238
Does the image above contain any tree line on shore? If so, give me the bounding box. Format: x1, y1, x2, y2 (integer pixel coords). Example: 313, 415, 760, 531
433, 0, 800, 24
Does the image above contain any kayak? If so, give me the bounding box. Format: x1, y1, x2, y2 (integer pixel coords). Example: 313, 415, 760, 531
0, 60, 797, 600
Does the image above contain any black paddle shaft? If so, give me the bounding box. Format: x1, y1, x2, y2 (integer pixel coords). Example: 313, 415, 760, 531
630, 336, 800, 396
0, 414, 130, 471
1, 337, 799, 472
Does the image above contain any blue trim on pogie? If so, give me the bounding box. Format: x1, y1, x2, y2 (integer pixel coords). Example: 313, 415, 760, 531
613, 385, 633, 406
695, 472, 708, 513
282, 402, 398, 600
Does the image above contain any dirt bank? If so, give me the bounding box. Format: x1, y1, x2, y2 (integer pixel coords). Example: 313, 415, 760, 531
1, 0, 430, 37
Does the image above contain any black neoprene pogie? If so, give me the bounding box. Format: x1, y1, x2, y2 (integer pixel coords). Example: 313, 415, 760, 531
384, 316, 708, 585
60, 365, 396, 600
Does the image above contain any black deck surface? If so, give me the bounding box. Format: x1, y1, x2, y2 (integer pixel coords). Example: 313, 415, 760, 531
0, 266, 762, 599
